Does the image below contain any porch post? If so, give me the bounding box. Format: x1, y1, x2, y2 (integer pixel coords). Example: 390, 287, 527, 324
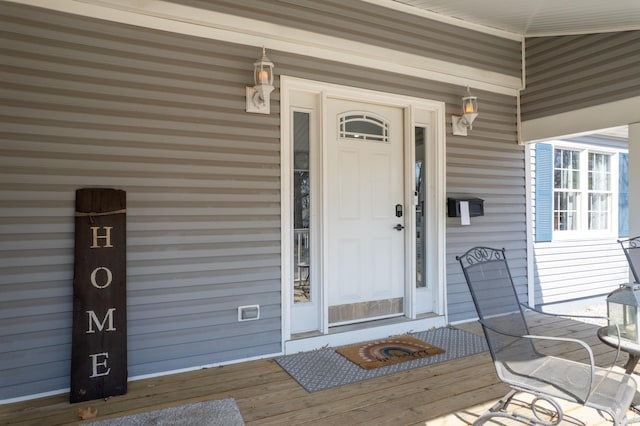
630, 123, 640, 239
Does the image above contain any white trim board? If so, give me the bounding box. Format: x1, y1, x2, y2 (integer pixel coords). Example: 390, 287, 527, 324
8, 0, 521, 96
363, 0, 523, 41
521, 96, 640, 142
630, 123, 640, 239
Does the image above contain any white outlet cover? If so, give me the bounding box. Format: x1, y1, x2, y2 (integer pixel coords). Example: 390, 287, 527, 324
238, 305, 260, 321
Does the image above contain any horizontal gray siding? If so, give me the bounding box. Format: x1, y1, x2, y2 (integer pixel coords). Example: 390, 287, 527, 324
445, 93, 525, 322
0, 2, 523, 399
533, 240, 629, 305
521, 31, 640, 121
0, 3, 282, 400
176, 0, 522, 78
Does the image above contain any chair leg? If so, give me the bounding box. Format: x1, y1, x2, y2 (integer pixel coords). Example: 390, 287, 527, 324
473, 389, 564, 426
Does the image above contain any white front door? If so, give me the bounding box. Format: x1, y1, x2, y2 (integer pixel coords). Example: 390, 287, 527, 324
325, 98, 405, 325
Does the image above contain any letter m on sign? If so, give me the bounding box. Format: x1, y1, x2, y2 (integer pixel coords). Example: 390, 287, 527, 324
70, 188, 127, 403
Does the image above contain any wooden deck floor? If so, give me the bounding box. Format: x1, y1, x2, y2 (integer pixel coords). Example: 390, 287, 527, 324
1, 312, 637, 425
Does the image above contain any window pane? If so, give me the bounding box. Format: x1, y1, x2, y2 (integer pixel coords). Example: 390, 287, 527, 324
553, 148, 580, 189
571, 150, 580, 169
293, 111, 311, 303
554, 169, 561, 188
587, 152, 612, 231
294, 115, 310, 170
293, 171, 309, 229
346, 120, 380, 134
571, 171, 580, 189
554, 191, 578, 231
588, 193, 610, 230
588, 153, 611, 191
589, 213, 608, 230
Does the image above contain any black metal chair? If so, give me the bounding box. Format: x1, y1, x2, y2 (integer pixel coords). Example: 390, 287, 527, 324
457, 246, 638, 425
619, 236, 640, 283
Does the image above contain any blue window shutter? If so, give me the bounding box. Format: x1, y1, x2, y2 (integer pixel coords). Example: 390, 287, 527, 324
619, 152, 629, 238
535, 144, 553, 242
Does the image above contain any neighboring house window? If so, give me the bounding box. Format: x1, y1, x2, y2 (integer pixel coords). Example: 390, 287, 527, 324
535, 143, 628, 242
553, 149, 613, 232
586, 152, 612, 231
553, 148, 580, 231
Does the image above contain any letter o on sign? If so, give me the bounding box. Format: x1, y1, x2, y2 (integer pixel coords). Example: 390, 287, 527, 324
90, 267, 113, 289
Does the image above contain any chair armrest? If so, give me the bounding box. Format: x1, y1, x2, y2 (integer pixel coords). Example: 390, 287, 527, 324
523, 334, 596, 366
519, 303, 623, 366
519, 302, 607, 322
479, 318, 596, 364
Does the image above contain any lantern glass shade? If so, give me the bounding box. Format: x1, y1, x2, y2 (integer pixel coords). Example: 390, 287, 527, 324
463, 95, 478, 114
246, 48, 275, 114
607, 284, 640, 344
460, 87, 478, 129
253, 50, 274, 87
451, 86, 479, 135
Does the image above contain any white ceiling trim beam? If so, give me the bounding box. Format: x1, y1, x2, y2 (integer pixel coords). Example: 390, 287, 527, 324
363, 0, 523, 41
387, 0, 640, 37
7, 0, 522, 96
521, 96, 640, 142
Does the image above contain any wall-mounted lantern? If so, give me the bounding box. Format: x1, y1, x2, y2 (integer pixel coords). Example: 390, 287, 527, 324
246, 47, 275, 114
452, 86, 479, 136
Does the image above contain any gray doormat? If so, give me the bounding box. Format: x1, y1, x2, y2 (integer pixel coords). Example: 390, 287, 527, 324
84, 398, 244, 426
276, 327, 488, 392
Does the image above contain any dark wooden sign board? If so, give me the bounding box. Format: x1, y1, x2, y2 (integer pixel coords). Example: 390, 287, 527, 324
70, 188, 127, 403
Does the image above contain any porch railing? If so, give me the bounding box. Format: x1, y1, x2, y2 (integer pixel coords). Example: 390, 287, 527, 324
294, 229, 310, 302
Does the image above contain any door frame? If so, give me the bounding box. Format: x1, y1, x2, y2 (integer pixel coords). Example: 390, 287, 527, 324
280, 76, 447, 350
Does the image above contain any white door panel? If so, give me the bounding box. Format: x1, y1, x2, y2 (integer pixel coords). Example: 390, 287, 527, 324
326, 99, 405, 323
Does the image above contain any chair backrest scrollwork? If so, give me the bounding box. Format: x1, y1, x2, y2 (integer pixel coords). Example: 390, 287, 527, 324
456, 247, 537, 367
619, 236, 640, 283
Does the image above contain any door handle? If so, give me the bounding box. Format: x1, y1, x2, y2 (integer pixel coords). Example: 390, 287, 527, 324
393, 224, 405, 231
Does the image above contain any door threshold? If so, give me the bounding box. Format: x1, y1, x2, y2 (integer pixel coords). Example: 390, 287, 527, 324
285, 313, 445, 354
328, 313, 429, 333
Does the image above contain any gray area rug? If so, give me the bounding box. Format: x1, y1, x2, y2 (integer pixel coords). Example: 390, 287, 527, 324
276, 327, 488, 392
85, 398, 244, 426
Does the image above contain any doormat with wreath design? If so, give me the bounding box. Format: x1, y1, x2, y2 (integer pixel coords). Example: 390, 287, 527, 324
336, 335, 445, 369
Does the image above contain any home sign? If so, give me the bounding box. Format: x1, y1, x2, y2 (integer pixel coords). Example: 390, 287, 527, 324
70, 188, 127, 403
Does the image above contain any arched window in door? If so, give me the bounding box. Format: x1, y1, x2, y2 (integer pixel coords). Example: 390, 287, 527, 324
338, 112, 389, 142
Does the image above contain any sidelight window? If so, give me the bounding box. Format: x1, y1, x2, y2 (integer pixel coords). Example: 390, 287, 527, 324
293, 111, 311, 303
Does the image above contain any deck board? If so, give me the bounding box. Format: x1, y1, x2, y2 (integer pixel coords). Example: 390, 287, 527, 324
1, 312, 637, 425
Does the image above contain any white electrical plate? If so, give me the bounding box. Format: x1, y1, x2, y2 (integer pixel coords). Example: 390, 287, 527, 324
238, 304, 260, 321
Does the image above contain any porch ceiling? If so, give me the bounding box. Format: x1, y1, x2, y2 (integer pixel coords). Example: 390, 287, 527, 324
389, 0, 640, 37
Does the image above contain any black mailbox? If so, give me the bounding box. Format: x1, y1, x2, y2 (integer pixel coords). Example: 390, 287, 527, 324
447, 197, 484, 218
